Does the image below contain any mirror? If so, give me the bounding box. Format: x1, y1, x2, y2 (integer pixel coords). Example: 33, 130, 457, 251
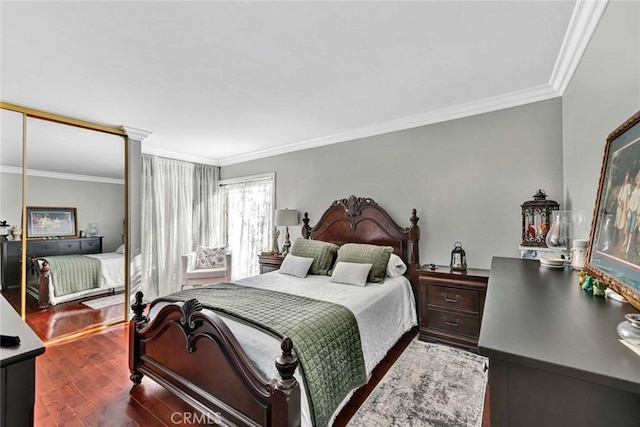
0, 102, 128, 343
0, 108, 25, 314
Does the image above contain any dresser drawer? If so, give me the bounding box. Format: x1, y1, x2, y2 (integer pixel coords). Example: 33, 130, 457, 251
32, 241, 58, 256
80, 239, 101, 254
426, 308, 480, 338
58, 241, 81, 254
6, 244, 22, 257
426, 284, 479, 314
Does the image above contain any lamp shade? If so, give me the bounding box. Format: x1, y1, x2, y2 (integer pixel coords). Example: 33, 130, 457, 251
275, 209, 299, 227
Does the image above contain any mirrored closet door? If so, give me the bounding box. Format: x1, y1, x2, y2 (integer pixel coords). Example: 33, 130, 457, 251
0, 103, 129, 343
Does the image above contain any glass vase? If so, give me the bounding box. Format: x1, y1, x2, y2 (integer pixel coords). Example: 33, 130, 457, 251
546, 211, 572, 256
617, 313, 640, 347
87, 223, 99, 237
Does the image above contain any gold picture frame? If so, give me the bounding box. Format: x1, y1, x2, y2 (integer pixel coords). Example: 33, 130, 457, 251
26, 206, 78, 238
585, 110, 640, 311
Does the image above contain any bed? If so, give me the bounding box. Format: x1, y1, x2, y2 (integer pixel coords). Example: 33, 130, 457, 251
129, 195, 421, 426
28, 249, 125, 309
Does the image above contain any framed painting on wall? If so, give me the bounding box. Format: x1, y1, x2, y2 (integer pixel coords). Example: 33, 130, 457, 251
586, 110, 640, 311
26, 206, 78, 238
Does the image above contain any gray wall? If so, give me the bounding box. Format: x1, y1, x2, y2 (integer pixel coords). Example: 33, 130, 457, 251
0, 172, 125, 252
563, 0, 640, 221
222, 99, 564, 269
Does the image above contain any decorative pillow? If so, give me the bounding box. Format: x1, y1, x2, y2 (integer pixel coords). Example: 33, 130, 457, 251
333, 243, 394, 283
386, 253, 407, 278
289, 238, 339, 275
195, 246, 226, 270
279, 254, 314, 278
330, 262, 372, 287
115, 244, 125, 254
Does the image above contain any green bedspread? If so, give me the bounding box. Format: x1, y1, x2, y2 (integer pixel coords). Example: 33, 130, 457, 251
155, 282, 367, 427
42, 255, 102, 297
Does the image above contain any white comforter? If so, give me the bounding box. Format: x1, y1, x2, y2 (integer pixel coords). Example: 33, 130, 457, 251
150, 271, 417, 427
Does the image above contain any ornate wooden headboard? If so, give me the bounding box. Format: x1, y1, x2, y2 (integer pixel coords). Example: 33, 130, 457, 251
301, 195, 420, 295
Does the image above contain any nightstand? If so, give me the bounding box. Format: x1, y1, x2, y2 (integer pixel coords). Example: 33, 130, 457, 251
258, 254, 284, 274
417, 265, 489, 352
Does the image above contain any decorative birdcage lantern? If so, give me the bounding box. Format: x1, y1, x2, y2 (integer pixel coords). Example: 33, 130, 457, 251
450, 241, 467, 272
521, 189, 560, 247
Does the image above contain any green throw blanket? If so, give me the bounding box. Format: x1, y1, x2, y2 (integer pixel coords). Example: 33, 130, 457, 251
155, 282, 367, 427
42, 255, 102, 297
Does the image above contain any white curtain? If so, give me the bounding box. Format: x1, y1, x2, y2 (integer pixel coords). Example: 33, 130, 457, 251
223, 178, 273, 279
141, 155, 221, 299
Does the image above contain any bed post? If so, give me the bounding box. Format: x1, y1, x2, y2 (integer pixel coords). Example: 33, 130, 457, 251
37, 260, 50, 309
408, 209, 420, 305
302, 212, 311, 239
273, 337, 301, 427
129, 291, 148, 385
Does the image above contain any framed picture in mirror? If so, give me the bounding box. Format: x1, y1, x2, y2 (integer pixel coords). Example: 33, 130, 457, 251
26, 206, 78, 238
586, 110, 640, 311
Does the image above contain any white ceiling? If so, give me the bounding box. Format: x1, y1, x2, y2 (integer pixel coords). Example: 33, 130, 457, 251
1, 1, 597, 173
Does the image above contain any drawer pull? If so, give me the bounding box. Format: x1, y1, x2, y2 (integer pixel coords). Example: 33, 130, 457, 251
442, 316, 461, 327
441, 293, 462, 303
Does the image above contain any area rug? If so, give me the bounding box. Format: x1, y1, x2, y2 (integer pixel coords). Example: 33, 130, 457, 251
81, 294, 124, 309
348, 338, 488, 427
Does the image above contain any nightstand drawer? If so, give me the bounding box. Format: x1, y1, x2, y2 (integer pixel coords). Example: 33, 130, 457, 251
260, 264, 280, 274
258, 254, 284, 274
427, 308, 480, 338
426, 284, 479, 314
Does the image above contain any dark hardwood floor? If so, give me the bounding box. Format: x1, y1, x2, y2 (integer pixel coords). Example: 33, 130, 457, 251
3, 288, 125, 342
33, 323, 491, 426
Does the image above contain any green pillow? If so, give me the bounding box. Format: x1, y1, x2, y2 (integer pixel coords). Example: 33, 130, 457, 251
333, 243, 394, 283
289, 238, 339, 276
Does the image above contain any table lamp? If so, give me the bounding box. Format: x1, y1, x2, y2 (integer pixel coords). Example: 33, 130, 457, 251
275, 208, 298, 255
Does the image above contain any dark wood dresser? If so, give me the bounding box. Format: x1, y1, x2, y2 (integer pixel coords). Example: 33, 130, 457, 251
258, 254, 284, 274
417, 265, 490, 352
0, 295, 45, 427
1, 237, 103, 291
479, 257, 640, 426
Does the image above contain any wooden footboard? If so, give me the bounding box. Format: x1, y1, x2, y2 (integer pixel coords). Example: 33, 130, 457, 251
129, 292, 301, 427
26, 257, 50, 309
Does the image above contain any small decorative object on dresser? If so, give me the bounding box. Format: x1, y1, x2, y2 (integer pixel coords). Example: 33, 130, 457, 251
417, 264, 489, 352
617, 313, 640, 348
86, 222, 99, 237
449, 241, 467, 271
0, 220, 9, 239
258, 253, 285, 274
521, 189, 560, 248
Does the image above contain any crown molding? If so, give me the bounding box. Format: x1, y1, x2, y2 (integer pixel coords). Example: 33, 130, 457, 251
122, 126, 152, 142
549, 0, 609, 95
217, 83, 560, 166
0, 165, 124, 184
141, 146, 221, 166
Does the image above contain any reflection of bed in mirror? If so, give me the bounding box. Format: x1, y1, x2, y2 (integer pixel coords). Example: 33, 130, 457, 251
28, 248, 125, 309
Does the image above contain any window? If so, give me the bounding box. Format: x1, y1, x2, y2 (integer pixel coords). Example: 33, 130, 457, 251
220, 174, 274, 279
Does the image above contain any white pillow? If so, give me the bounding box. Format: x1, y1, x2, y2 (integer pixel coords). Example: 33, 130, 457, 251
115, 244, 125, 254
330, 262, 373, 287
386, 253, 407, 278
278, 254, 314, 278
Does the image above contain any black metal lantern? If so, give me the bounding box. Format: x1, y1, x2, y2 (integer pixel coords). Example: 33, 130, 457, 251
521, 189, 560, 247
450, 241, 467, 271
